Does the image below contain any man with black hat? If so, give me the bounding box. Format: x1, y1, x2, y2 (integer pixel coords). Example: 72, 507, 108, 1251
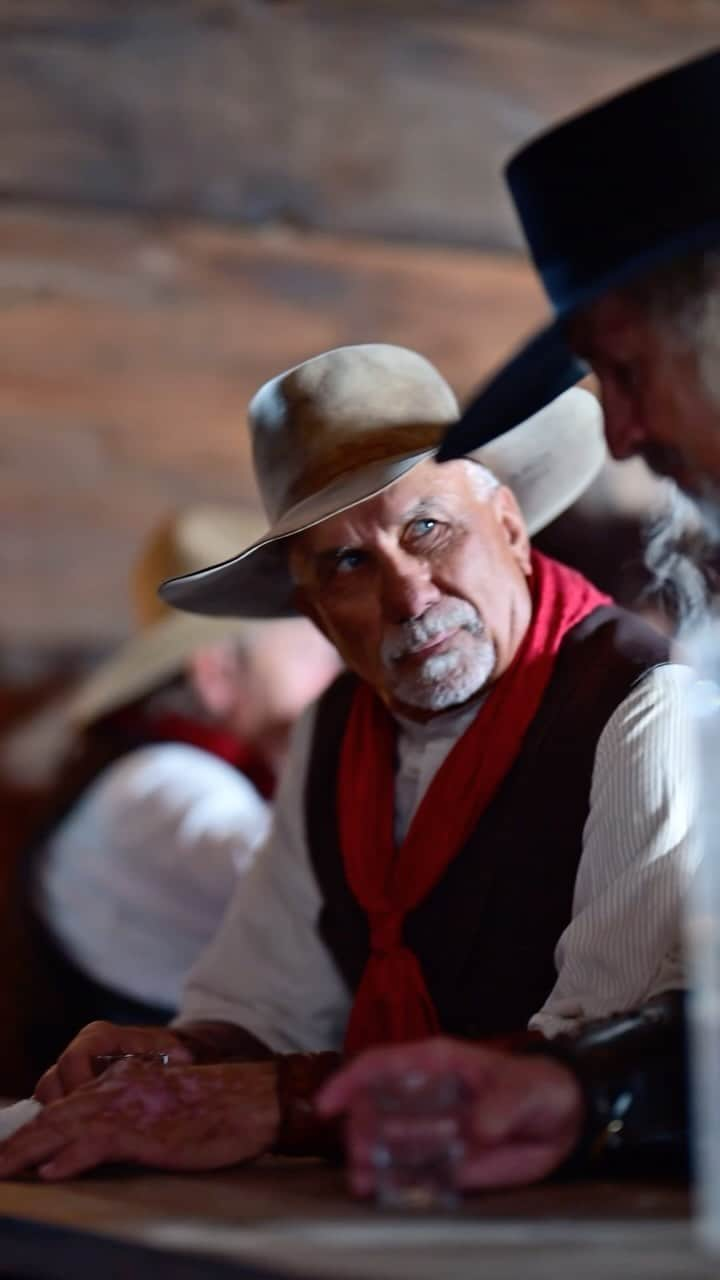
322, 50, 720, 1195
14, 506, 339, 1073
441, 48, 720, 498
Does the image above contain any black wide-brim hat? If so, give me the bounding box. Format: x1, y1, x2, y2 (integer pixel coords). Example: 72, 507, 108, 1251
440, 47, 720, 460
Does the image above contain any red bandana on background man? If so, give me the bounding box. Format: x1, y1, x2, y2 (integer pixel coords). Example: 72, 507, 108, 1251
338, 551, 611, 1057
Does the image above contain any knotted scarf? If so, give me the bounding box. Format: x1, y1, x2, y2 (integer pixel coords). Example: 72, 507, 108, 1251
338, 550, 612, 1056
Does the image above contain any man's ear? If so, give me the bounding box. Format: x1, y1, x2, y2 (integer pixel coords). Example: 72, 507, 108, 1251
491, 486, 532, 576
187, 642, 244, 717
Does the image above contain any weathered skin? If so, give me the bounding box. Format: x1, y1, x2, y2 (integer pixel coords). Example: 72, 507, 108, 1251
0, 1058, 279, 1180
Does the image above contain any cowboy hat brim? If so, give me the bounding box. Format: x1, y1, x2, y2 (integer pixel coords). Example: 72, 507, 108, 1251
66, 612, 256, 727
440, 216, 720, 461
439, 321, 588, 459
0, 612, 256, 777
160, 386, 606, 621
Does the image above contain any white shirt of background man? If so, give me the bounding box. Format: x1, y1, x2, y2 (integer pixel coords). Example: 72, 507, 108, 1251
35, 743, 271, 1011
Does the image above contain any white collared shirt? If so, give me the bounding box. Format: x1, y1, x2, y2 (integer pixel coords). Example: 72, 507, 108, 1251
178, 663, 694, 1046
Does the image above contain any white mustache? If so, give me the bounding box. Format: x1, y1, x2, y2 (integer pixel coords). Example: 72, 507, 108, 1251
381, 600, 483, 664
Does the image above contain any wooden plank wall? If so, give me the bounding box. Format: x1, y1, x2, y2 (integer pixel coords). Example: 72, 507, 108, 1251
0, 1, 715, 247
1, 0, 717, 646
0, 210, 551, 644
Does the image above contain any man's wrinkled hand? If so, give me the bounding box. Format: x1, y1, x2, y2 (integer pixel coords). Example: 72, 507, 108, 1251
33, 1022, 192, 1103
0, 1060, 280, 1180
316, 1037, 585, 1194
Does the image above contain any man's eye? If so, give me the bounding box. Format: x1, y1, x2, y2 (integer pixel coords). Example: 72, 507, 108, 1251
334, 549, 365, 575
408, 517, 438, 540
615, 360, 638, 393
601, 356, 637, 394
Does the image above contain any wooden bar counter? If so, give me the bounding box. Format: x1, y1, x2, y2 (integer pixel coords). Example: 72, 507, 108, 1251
0, 1157, 715, 1280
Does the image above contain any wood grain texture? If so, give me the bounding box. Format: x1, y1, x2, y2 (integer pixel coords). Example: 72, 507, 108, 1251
0, 1162, 705, 1280
0, 205, 548, 643
0, 2, 702, 644
0, 2, 714, 247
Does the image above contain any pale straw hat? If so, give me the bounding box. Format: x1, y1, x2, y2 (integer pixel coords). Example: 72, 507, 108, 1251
1, 506, 267, 785
160, 344, 606, 620
66, 506, 265, 727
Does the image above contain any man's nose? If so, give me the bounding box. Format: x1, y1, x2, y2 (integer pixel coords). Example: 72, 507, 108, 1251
600, 384, 646, 461
379, 553, 440, 622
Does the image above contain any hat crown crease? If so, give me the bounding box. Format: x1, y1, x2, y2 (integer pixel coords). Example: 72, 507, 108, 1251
249, 345, 459, 524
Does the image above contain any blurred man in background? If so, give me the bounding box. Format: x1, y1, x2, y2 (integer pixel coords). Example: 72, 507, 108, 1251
2, 504, 339, 1085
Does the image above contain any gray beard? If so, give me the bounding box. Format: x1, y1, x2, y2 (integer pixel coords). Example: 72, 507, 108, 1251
387, 633, 497, 712
381, 598, 496, 712
642, 479, 720, 634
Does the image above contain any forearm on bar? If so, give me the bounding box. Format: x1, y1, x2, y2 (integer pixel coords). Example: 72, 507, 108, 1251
173, 1023, 343, 1156
173, 1020, 275, 1063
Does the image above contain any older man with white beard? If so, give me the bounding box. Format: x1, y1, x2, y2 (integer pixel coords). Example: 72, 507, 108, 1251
0, 344, 692, 1180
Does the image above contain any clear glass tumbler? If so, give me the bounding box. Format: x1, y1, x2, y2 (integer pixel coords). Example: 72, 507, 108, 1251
364, 1070, 471, 1211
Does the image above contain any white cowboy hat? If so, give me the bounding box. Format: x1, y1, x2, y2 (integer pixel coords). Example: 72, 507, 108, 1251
160, 344, 607, 620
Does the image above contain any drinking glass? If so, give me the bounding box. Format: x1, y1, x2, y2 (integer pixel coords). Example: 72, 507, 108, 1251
362, 1070, 471, 1210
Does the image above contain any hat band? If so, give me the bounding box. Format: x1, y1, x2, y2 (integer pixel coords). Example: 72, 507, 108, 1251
537, 215, 720, 313
281, 420, 449, 511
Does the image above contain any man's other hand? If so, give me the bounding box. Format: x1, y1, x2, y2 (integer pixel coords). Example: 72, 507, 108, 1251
33, 1022, 193, 1103
316, 1037, 584, 1193
0, 1060, 279, 1180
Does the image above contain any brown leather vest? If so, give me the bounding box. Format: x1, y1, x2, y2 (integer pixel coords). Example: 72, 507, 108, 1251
304, 606, 670, 1039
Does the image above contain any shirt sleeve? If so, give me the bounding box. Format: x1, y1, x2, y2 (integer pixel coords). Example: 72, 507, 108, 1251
530, 662, 696, 1038
176, 703, 352, 1053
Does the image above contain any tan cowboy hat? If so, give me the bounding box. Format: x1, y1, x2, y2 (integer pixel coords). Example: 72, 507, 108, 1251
66, 505, 265, 727
1, 506, 267, 785
160, 344, 607, 620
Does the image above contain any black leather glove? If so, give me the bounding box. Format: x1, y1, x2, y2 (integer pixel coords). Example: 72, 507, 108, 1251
521, 991, 688, 1174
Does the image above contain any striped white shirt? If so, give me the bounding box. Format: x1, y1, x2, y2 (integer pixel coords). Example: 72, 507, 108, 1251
178, 663, 694, 1046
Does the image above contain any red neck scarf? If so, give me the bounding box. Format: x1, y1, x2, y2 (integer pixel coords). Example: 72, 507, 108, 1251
338, 551, 612, 1057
